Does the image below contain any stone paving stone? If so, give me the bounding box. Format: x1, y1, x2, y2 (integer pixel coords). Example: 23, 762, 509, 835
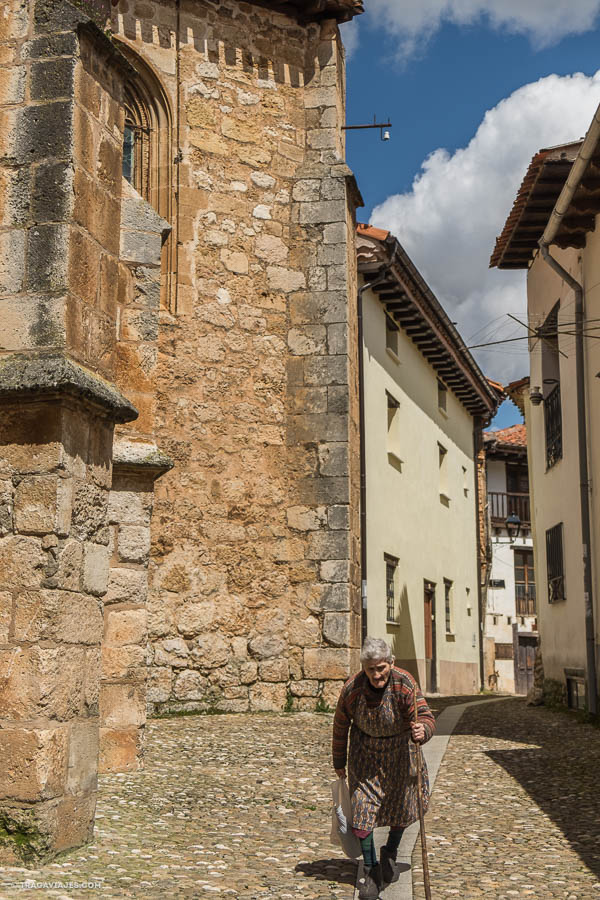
412, 699, 600, 900
6, 696, 595, 900
0, 712, 356, 899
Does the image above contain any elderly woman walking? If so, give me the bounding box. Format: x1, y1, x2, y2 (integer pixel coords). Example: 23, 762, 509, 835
332, 637, 436, 899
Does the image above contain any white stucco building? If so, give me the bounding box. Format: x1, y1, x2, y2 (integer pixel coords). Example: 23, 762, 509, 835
483, 425, 537, 695
357, 225, 499, 695
492, 134, 600, 714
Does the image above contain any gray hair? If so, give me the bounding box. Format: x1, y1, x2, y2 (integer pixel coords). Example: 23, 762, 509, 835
360, 636, 394, 664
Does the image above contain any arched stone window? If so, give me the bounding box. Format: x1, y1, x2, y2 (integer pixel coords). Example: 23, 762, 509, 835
115, 42, 175, 309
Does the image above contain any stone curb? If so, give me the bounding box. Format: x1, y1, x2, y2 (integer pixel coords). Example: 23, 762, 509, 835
354, 697, 512, 900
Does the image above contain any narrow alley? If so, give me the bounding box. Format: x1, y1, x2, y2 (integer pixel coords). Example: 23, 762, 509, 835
1, 698, 598, 899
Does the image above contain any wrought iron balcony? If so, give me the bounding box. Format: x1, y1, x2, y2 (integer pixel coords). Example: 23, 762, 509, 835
488, 491, 530, 524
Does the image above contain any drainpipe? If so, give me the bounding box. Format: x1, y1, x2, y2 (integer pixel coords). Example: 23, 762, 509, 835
357, 268, 391, 643
537, 240, 597, 715
473, 420, 486, 692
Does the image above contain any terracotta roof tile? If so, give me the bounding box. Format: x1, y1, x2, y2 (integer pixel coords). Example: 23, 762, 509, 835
484, 423, 527, 447
490, 142, 580, 270
357, 222, 390, 241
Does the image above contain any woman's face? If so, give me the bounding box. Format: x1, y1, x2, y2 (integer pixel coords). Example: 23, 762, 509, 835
363, 658, 392, 688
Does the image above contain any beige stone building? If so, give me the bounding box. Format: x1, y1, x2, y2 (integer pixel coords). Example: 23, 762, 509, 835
356, 225, 498, 695
491, 133, 600, 715
0, 0, 365, 862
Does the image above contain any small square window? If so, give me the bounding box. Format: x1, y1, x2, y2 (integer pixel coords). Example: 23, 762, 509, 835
437, 379, 448, 413
386, 316, 399, 359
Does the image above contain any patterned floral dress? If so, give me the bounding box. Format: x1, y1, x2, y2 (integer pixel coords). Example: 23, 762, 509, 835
332, 667, 435, 832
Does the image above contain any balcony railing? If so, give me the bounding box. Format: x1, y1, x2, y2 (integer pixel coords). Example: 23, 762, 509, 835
488, 491, 530, 524
515, 583, 536, 616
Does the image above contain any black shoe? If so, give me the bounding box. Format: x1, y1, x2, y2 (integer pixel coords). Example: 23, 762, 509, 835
380, 846, 397, 885
358, 863, 381, 900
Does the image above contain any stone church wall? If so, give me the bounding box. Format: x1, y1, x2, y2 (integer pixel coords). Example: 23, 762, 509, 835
110, 0, 362, 714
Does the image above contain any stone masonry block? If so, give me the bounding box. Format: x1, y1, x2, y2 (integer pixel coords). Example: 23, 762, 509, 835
307, 128, 336, 150
318, 443, 349, 477
304, 86, 338, 108
324, 223, 346, 244
289, 291, 347, 325
287, 326, 326, 355
0, 724, 68, 802
323, 612, 350, 647
0, 645, 85, 721
303, 648, 352, 680
299, 200, 346, 225
101, 644, 146, 680
107, 490, 151, 526
30, 57, 75, 102
66, 721, 98, 796
258, 657, 289, 682
0, 592, 10, 642
267, 266, 306, 293
105, 567, 147, 605
328, 505, 349, 530
286, 506, 326, 531
99, 727, 143, 775
327, 323, 348, 355
292, 179, 320, 201
298, 476, 349, 506
104, 609, 146, 648
100, 683, 146, 730
117, 525, 151, 564
317, 243, 347, 266
13, 590, 103, 645
248, 633, 286, 659
13, 475, 67, 535
320, 560, 351, 584
249, 682, 287, 712
327, 385, 349, 414
0, 535, 47, 589
82, 542, 110, 596
320, 583, 351, 612
289, 679, 319, 697
306, 530, 349, 560
287, 414, 347, 445
288, 615, 320, 647
303, 356, 347, 386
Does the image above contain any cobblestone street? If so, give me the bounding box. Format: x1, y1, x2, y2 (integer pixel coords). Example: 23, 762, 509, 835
0, 698, 599, 899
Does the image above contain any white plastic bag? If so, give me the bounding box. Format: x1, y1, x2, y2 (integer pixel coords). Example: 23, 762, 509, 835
329, 778, 362, 859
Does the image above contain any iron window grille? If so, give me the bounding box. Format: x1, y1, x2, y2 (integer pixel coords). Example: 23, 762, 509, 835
385, 556, 397, 623
546, 522, 565, 603
444, 578, 453, 633
544, 383, 562, 468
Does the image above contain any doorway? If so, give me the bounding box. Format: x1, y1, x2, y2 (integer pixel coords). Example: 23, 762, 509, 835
424, 580, 437, 693
513, 624, 538, 695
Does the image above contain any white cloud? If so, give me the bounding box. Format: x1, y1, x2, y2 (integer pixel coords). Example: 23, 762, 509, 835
370, 72, 600, 382
365, 0, 600, 60
340, 19, 360, 60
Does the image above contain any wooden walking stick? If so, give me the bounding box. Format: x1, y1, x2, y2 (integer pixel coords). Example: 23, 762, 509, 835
412, 682, 432, 900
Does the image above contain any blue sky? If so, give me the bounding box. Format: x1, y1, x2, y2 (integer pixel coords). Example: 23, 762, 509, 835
341, 3, 600, 428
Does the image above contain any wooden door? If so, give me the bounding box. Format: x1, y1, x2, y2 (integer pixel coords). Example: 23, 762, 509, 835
514, 632, 537, 695
424, 581, 437, 693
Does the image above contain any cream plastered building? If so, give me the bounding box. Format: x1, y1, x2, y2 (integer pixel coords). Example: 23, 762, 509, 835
357, 225, 498, 695
492, 135, 600, 713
